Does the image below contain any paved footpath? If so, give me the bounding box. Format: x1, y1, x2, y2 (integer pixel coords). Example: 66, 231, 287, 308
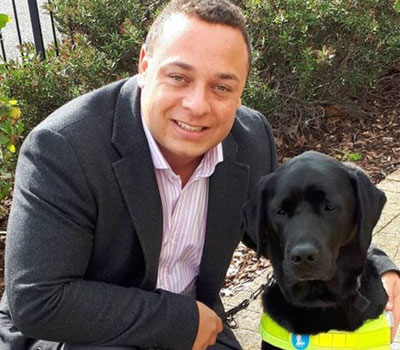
1, 0, 57, 60
222, 168, 400, 349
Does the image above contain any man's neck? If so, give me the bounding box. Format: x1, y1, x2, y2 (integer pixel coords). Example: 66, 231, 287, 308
167, 154, 203, 188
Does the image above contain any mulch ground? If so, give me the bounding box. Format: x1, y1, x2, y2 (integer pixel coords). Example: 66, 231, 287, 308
1, 80, 399, 297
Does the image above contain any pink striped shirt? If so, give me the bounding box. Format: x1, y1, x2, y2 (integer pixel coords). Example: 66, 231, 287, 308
141, 117, 223, 296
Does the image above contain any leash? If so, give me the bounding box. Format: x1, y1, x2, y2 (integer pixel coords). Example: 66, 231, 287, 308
220, 272, 275, 329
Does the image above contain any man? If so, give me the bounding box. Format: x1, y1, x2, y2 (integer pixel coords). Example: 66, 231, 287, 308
0, 1, 399, 350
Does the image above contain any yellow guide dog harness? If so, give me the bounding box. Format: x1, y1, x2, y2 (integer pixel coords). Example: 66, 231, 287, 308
259, 311, 391, 350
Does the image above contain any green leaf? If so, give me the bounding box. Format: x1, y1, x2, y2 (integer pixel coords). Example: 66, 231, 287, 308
0, 134, 9, 145
0, 182, 11, 200
17, 122, 24, 133
349, 152, 362, 161
0, 14, 11, 30
394, 0, 400, 13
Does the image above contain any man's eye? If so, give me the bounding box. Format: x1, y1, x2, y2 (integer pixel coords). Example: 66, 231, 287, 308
215, 85, 229, 92
170, 75, 184, 82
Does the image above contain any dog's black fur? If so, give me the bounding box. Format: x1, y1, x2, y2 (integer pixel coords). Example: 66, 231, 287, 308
242, 151, 388, 350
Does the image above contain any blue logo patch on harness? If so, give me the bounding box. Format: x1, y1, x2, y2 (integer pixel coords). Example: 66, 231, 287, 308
291, 334, 310, 349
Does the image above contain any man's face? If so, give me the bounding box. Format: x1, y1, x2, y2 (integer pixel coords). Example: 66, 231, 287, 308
138, 13, 249, 169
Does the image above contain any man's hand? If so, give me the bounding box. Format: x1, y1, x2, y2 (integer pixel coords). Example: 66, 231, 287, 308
382, 271, 400, 342
193, 301, 223, 350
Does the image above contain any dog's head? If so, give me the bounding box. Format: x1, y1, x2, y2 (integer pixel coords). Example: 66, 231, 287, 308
242, 151, 386, 307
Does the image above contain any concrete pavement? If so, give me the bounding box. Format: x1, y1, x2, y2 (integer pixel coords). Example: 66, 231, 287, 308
222, 168, 400, 349
1, 0, 57, 60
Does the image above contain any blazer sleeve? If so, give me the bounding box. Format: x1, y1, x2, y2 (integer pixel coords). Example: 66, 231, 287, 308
368, 244, 400, 275
240, 109, 277, 251
258, 111, 277, 173
5, 127, 198, 349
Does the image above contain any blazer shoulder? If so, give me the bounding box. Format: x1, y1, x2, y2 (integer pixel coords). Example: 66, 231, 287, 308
234, 106, 275, 147
236, 105, 266, 124
231, 105, 277, 173
36, 78, 131, 134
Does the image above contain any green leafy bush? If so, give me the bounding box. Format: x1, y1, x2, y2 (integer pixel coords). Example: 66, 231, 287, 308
44, 0, 400, 137
238, 0, 400, 136
1, 36, 125, 132
45, 0, 168, 75
0, 97, 23, 214
0, 13, 19, 213
1, 0, 165, 131
1, 0, 399, 141
3, 0, 400, 135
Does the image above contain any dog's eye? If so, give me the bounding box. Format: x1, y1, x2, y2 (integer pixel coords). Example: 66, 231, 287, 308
325, 204, 336, 211
276, 208, 286, 216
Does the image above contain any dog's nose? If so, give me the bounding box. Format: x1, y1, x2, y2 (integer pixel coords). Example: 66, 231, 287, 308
290, 244, 318, 266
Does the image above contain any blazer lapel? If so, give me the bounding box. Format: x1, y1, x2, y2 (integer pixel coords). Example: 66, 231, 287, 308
197, 133, 250, 306
111, 77, 162, 290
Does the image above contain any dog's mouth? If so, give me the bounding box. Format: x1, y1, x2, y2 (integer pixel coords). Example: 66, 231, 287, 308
284, 271, 334, 289
284, 280, 339, 307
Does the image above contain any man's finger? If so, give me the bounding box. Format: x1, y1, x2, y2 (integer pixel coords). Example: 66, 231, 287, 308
391, 292, 400, 341
382, 271, 400, 342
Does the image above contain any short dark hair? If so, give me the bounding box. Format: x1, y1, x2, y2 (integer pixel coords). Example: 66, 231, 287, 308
145, 0, 252, 73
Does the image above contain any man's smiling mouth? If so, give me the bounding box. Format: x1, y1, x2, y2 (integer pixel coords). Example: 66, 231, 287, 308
176, 120, 206, 133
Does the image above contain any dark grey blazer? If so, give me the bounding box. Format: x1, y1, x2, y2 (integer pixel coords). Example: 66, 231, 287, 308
0, 76, 277, 350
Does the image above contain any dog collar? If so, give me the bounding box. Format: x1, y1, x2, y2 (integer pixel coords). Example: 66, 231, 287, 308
259, 311, 390, 350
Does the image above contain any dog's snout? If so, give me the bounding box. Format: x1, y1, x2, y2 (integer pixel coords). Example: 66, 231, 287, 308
290, 244, 318, 266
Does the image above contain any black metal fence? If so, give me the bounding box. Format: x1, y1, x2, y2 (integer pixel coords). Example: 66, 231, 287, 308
0, 0, 59, 62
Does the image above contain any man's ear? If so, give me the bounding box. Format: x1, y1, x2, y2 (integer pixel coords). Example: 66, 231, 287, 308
241, 173, 274, 259
138, 45, 149, 88
344, 163, 387, 252
236, 97, 242, 109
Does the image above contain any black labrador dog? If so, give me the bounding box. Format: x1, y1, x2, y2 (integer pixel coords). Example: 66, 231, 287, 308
242, 151, 388, 350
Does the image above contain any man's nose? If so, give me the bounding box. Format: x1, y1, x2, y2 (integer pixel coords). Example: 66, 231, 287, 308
182, 85, 211, 116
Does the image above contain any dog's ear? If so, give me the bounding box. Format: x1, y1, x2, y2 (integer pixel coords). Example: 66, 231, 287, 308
241, 174, 274, 259
344, 163, 387, 252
